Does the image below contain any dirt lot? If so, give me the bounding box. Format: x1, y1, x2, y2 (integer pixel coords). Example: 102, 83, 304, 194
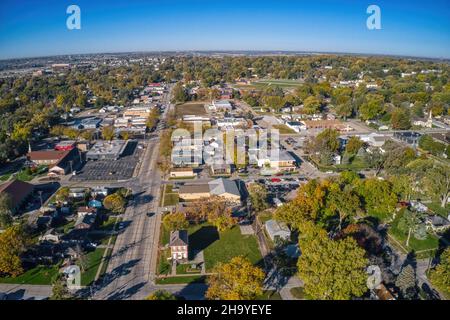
175, 103, 208, 117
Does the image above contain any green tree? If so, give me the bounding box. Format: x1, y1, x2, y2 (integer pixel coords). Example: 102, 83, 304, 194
50, 275, 74, 300
146, 290, 177, 300
248, 183, 269, 212
303, 96, 322, 114
430, 248, 450, 296
298, 223, 368, 300
345, 136, 364, 154
390, 108, 411, 130
172, 83, 188, 103
101, 126, 115, 141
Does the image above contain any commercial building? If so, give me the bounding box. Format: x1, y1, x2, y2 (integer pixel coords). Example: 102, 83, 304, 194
86, 140, 128, 161
178, 178, 241, 202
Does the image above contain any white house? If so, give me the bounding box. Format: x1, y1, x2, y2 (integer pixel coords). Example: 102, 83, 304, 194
265, 219, 291, 241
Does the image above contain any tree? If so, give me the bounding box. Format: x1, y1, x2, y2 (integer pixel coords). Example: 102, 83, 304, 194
248, 183, 269, 212
119, 131, 130, 140
75, 244, 88, 272
303, 96, 322, 114
390, 108, 411, 130
55, 187, 70, 203
206, 256, 265, 300
103, 193, 126, 214
163, 212, 189, 231
0, 225, 28, 277
410, 160, 450, 208
395, 264, 417, 299
172, 83, 188, 103
0, 193, 13, 229
358, 94, 384, 120
345, 136, 364, 154
146, 290, 177, 300
101, 125, 115, 141
397, 209, 427, 246
50, 275, 74, 300
297, 223, 368, 300
430, 248, 450, 295
325, 183, 361, 231
356, 178, 398, 221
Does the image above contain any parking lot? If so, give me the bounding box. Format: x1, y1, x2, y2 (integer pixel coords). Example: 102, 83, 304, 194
71, 141, 141, 181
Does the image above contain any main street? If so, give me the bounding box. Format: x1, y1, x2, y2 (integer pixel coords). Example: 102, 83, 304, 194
92, 88, 171, 300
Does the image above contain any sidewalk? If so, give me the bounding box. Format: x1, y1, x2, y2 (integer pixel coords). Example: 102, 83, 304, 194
0, 284, 52, 300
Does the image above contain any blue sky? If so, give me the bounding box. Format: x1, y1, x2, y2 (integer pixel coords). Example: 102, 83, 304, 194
0, 0, 449, 59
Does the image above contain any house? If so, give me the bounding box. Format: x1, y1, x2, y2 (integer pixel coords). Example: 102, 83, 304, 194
211, 100, 232, 111
359, 133, 390, 148
74, 208, 97, 230
178, 178, 241, 202
265, 219, 291, 241
39, 228, 61, 243
169, 230, 189, 260
0, 180, 34, 214
426, 215, 450, 233
374, 283, 396, 300
69, 188, 86, 199
285, 121, 305, 133
250, 150, 297, 172
55, 141, 76, 151
169, 167, 196, 179
210, 164, 232, 176
91, 187, 110, 197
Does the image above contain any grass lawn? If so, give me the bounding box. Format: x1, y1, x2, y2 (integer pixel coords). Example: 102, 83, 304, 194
98, 216, 117, 232
252, 79, 304, 89
80, 248, 106, 286
159, 223, 262, 272
158, 249, 171, 275
0, 264, 60, 285
175, 103, 207, 117
427, 202, 450, 218
176, 263, 202, 275
388, 218, 439, 254
256, 290, 282, 300
198, 225, 262, 271
272, 124, 297, 135
0, 173, 12, 181
163, 193, 179, 207
155, 275, 206, 285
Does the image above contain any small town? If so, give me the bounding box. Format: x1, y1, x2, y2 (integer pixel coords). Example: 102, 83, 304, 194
0, 1, 449, 311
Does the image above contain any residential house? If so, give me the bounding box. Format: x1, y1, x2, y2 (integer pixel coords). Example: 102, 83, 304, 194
265, 219, 291, 241
169, 230, 189, 261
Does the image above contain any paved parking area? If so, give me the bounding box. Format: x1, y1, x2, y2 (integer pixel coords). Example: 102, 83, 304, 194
71, 141, 141, 181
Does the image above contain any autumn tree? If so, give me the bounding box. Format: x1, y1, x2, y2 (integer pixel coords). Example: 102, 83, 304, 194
50, 275, 74, 300
103, 193, 126, 214
0, 193, 13, 229
302, 96, 322, 114
0, 225, 29, 277
163, 212, 189, 231
206, 256, 265, 300
345, 136, 364, 154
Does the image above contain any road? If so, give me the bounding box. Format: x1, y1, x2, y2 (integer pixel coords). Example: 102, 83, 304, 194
91, 88, 172, 300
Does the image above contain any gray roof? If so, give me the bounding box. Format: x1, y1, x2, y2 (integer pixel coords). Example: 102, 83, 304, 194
170, 230, 189, 246
208, 178, 241, 197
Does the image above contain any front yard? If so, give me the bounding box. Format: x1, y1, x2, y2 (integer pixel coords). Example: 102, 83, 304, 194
158, 222, 262, 276
0, 264, 60, 285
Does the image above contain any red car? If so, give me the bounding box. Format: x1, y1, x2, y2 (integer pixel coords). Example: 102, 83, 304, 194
271, 178, 282, 183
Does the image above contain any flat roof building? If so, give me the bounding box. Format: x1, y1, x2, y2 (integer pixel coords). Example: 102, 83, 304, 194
86, 140, 128, 161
